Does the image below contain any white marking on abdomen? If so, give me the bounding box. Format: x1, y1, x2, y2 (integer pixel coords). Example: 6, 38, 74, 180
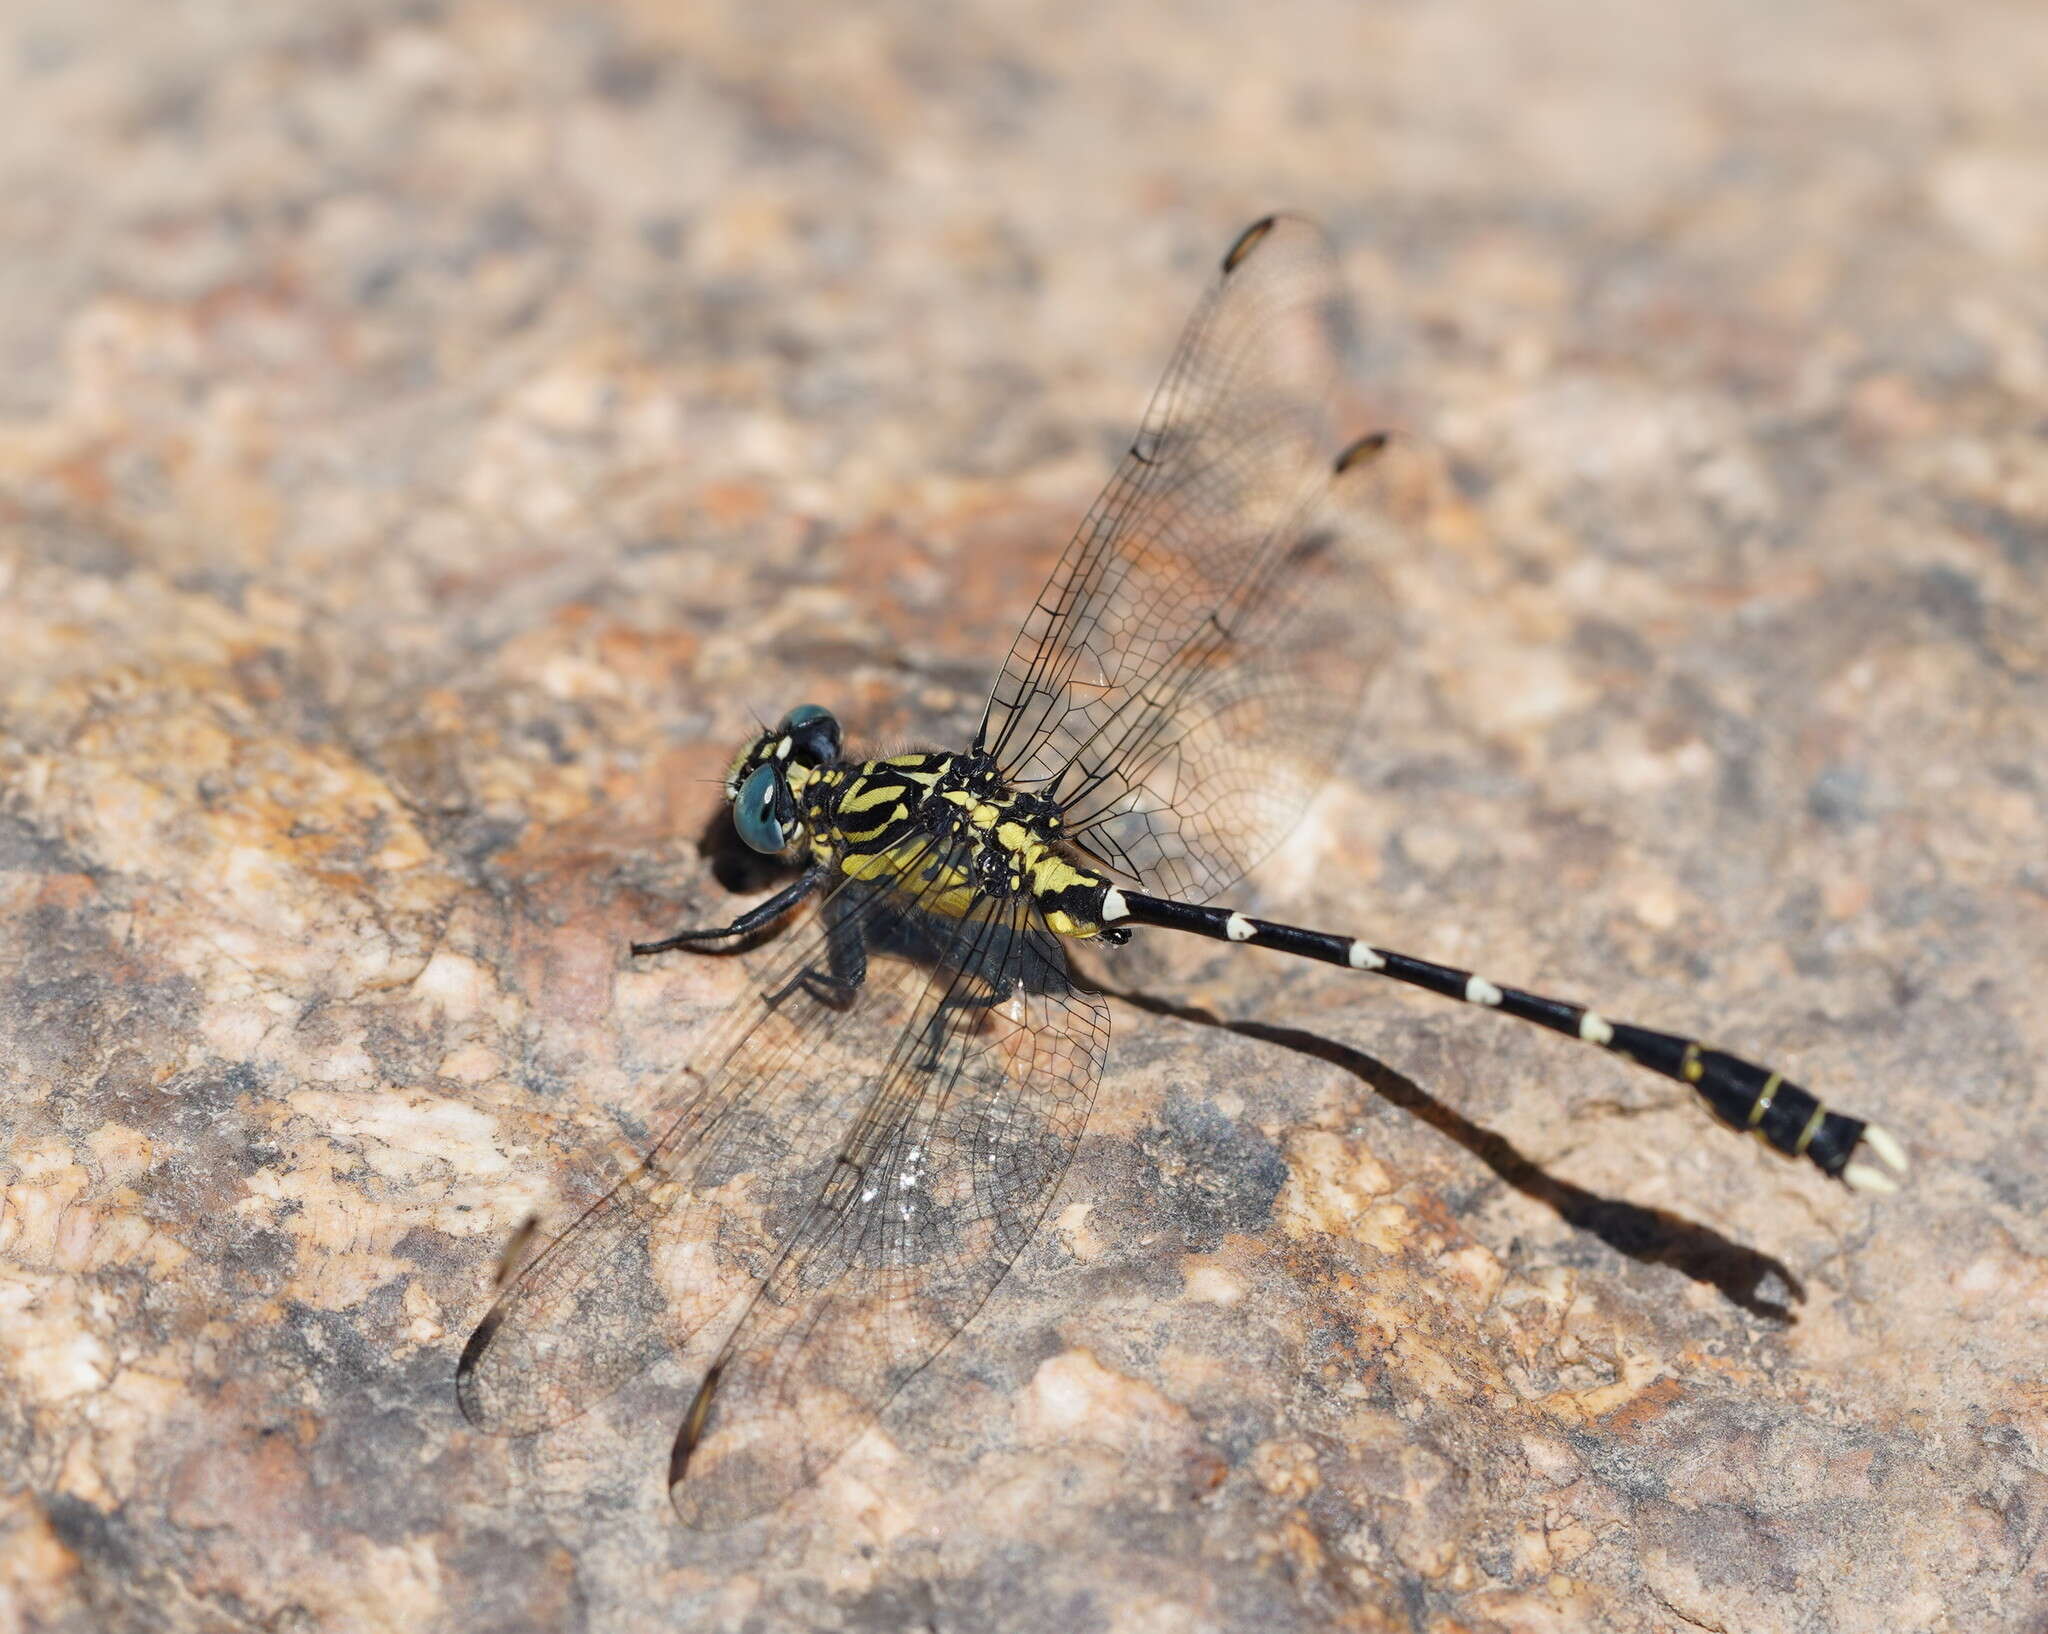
1101, 887, 1129, 922
1348, 940, 1385, 970
1578, 1010, 1614, 1045
1225, 913, 1255, 942
1465, 975, 1503, 1006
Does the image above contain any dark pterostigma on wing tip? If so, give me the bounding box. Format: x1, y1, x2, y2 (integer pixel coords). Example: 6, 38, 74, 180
1333, 429, 1393, 474
669, 1363, 724, 1489
454, 1305, 504, 1422
1222, 214, 1280, 274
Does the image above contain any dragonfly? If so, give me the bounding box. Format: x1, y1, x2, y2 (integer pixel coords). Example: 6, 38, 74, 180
456, 215, 1907, 1529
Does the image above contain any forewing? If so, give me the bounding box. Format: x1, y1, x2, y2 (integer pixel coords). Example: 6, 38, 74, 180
667, 897, 1107, 1529
978, 214, 1393, 902
457, 829, 994, 1437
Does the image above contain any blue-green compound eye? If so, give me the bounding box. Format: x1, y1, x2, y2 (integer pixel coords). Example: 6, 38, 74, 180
733, 763, 787, 853
777, 704, 842, 766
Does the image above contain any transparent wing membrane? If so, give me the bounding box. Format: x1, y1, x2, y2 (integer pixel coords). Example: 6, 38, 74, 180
458, 835, 1106, 1527
459, 828, 974, 1434
979, 215, 1392, 902
669, 898, 1105, 1527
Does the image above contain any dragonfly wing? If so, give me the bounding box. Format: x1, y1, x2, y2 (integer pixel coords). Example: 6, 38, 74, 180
457, 830, 1003, 1437
978, 214, 1397, 903
667, 898, 1107, 1530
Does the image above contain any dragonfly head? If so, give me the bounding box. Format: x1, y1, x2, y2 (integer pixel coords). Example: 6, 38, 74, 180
725, 704, 843, 855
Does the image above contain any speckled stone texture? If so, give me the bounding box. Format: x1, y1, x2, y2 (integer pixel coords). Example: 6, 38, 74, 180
3, 1, 2046, 1630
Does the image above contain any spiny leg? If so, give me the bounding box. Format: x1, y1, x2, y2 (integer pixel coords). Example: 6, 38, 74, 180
907, 965, 1023, 1073
1112, 890, 1907, 1193
763, 878, 868, 1011
631, 864, 856, 1008
630, 869, 824, 957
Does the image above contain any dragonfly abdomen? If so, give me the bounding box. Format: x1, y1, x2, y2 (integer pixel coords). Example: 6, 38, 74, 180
1113, 889, 1906, 1192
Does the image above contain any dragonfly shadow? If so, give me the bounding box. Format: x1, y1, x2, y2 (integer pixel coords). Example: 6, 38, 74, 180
695, 801, 792, 898
1110, 988, 1805, 1324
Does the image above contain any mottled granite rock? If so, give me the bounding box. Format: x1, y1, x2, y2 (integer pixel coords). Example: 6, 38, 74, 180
4, 1, 2046, 1631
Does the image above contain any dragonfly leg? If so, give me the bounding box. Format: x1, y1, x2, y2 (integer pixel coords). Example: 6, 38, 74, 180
906, 966, 1022, 1071
768, 881, 869, 1012
631, 869, 824, 956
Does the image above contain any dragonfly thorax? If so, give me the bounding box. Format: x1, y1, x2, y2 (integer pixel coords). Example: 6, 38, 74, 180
784, 745, 1126, 941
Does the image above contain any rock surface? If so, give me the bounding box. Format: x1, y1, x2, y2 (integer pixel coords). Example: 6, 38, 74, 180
4, 1, 2047, 1630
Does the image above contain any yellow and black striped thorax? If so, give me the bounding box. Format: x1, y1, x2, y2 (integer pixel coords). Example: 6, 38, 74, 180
795, 750, 1122, 940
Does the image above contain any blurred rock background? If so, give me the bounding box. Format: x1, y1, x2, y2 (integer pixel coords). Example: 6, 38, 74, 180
2, 1, 2045, 1630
